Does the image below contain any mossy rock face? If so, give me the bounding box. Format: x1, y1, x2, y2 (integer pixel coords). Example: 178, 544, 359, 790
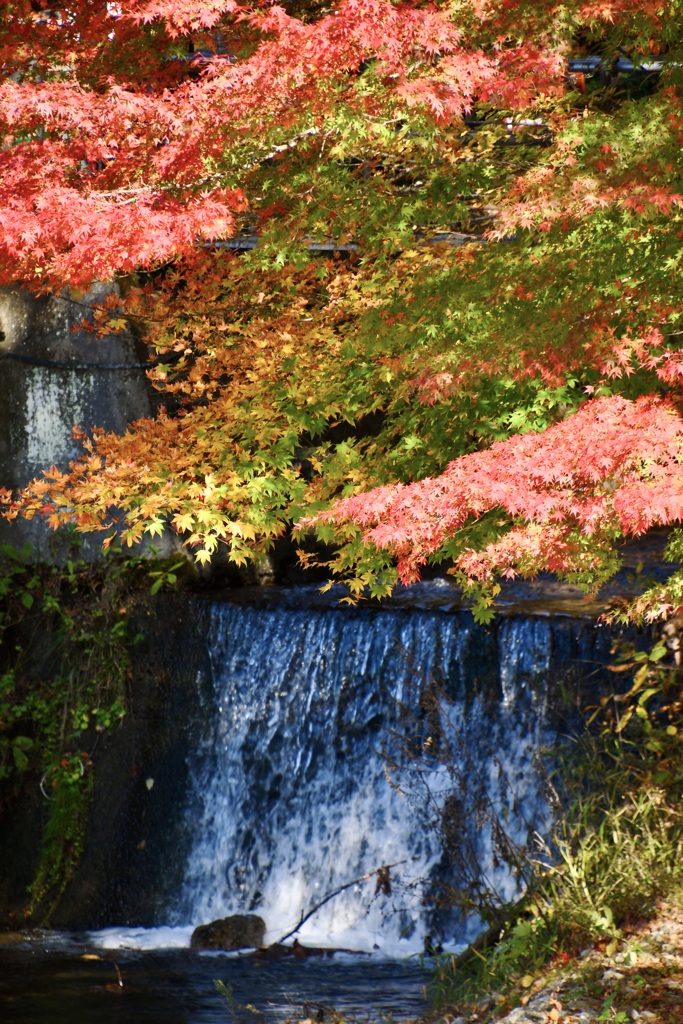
0, 284, 153, 557
190, 914, 266, 951
0, 593, 213, 930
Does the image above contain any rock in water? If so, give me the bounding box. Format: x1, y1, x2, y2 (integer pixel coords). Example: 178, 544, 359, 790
190, 914, 266, 951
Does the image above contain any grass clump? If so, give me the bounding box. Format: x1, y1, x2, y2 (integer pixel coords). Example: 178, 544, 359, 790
431, 623, 683, 1016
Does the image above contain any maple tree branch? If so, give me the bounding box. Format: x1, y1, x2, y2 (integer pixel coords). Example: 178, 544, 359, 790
262, 125, 320, 162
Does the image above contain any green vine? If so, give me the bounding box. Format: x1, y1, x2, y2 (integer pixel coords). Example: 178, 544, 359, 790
0, 541, 149, 916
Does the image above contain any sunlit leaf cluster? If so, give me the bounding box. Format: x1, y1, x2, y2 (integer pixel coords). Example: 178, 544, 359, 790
3, 1, 683, 618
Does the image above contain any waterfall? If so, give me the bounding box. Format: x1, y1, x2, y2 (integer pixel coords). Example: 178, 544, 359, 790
167, 590, 612, 956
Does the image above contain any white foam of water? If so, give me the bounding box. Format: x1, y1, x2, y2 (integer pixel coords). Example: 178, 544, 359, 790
89, 925, 194, 950
86, 923, 430, 958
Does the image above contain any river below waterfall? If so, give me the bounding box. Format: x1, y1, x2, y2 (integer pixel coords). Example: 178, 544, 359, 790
0, 581, 623, 1022
0, 938, 429, 1024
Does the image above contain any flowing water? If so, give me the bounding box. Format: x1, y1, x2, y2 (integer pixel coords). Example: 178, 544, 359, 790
0, 585, 616, 1022
171, 598, 576, 955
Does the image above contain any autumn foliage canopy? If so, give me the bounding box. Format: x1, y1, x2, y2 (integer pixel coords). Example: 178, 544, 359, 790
3, 0, 683, 619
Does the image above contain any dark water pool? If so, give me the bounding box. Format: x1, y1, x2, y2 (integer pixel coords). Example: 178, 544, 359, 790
0, 944, 429, 1024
